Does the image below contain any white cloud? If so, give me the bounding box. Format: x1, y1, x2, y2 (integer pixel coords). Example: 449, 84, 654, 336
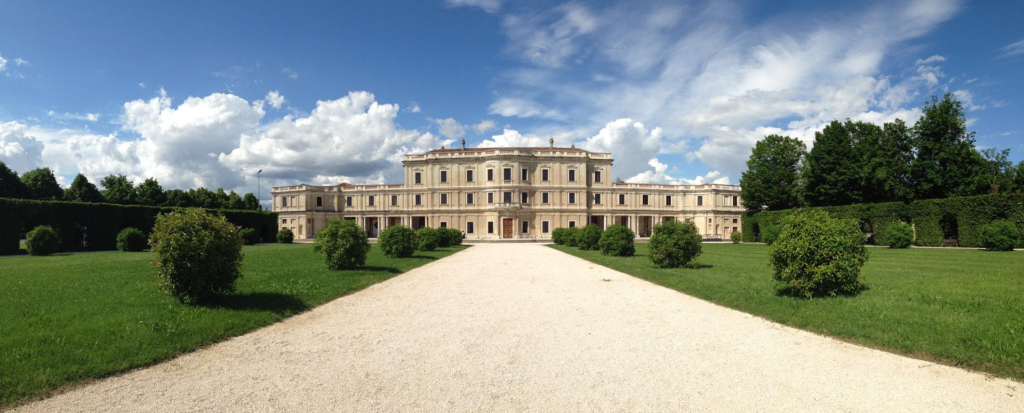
0, 53, 6, 72
445, 0, 501, 13
14, 58, 29, 66
282, 67, 299, 80
915, 55, 946, 65
579, 118, 662, 179
138, 82, 145, 89
264, 91, 285, 109
472, 119, 498, 133
47, 110, 101, 122
477, 129, 551, 148
998, 39, 1024, 58
501, 3, 598, 68
434, 117, 467, 139
489, 97, 563, 119
0, 121, 46, 173
410, 104, 422, 113
953, 89, 985, 112
626, 158, 730, 185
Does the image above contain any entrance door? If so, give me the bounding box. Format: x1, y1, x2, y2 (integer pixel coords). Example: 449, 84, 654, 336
502, 218, 513, 239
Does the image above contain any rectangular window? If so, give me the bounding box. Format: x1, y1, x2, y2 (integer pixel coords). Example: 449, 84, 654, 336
391, 195, 398, 206
468, 222, 474, 234
568, 169, 576, 182
642, 195, 649, 205
440, 193, 448, 204
346, 197, 352, 207
415, 172, 421, 184
521, 192, 528, 203
595, 171, 602, 183
368, 196, 375, 206
488, 192, 494, 204
440, 170, 447, 183
415, 194, 422, 205
595, 194, 601, 204
569, 193, 576, 204
619, 194, 625, 205
733, 218, 738, 224
467, 193, 475, 204
316, 196, 323, 207
503, 168, 512, 181
666, 195, 672, 206
542, 192, 549, 204
522, 221, 528, 234
466, 170, 474, 182
440, 222, 447, 228
542, 221, 549, 233
697, 195, 704, 206
569, 221, 576, 228
488, 221, 494, 233
282, 219, 287, 224
281, 197, 287, 207
522, 168, 528, 181
542, 169, 549, 181
503, 191, 512, 203
488, 169, 494, 181
733, 196, 738, 206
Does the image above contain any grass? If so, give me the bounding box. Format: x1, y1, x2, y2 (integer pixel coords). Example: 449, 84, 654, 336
0, 243, 466, 407
551, 242, 1024, 380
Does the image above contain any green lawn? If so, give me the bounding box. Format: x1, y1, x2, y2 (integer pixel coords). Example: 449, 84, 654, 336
0, 243, 466, 407
551, 243, 1024, 380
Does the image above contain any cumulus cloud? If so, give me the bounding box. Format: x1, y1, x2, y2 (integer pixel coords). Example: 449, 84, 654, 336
477, 129, 551, 148
627, 158, 730, 186
434, 117, 467, 139
446, 0, 501, 13
579, 118, 662, 179
264, 91, 285, 109
0, 121, 46, 173
472, 119, 498, 133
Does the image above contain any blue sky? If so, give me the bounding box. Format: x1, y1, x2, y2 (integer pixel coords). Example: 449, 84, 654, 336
1, 0, 1022, 201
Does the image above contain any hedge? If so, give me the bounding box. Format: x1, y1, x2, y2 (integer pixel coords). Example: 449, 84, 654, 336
0, 198, 278, 255
742, 193, 1024, 248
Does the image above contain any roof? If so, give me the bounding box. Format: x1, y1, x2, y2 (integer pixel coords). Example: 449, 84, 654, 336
425, 146, 599, 154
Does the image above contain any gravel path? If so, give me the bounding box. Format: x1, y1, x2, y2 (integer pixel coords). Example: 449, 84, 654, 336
17, 244, 1021, 412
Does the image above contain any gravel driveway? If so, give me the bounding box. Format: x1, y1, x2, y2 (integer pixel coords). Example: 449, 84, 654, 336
16, 244, 1021, 412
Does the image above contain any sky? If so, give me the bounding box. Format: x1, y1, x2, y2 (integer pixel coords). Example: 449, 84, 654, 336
1, 0, 1022, 204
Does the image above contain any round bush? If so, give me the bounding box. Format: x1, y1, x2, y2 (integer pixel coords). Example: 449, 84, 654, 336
379, 224, 416, 258
415, 227, 439, 251
26, 225, 60, 256
149, 209, 243, 304
239, 228, 260, 245
276, 228, 294, 244
730, 231, 742, 244
648, 220, 703, 268
879, 222, 913, 249
443, 227, 463, 246
313, 219, 371, 270
577, 224, 603, 250
761, 225, 780, 245
768, 210, 869, 298
980, 220, 1020, 252
563, 227, 582, 247
116, 227, 147, 252
598, 225, 635, 256
551, 227, 571, 244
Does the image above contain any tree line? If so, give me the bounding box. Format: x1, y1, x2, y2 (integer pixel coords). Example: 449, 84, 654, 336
739, 94, 1024, 212
0, 163, 261, 211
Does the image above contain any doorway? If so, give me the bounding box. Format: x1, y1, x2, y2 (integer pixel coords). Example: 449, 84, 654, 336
502, 218, 513, 239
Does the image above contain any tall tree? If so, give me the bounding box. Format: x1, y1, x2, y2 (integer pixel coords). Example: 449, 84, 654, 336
164, 189, 193, 207
980, 148, 1014, 194
135, 178, 166, 206
226, 191, 244, 210
100, 174, 136, 205
0, 161, 29, 199
20, 167, 64, 200
214, 188, 229, 209
1013, 161, 1024, 194
64, 174, 105, 203
859, 119, 914, 203
739, 134, 807, 212
910, 94, 987, 200
242, 193, 260, 210
804, 120, 864, 206
189, 188, 217, 209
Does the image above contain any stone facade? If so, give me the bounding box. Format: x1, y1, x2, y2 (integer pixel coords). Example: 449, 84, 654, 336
272, 144, 743, 240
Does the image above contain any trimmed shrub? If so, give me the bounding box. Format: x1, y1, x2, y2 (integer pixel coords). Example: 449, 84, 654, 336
598, 225, 635, 256
415, 227, 440, 251
379, 224, 416, 258
648, 220, 703, 268
878, 222, 913, 248
149, 209, 244, 304
551, 227, 571, 244
768, 210, 868, 298
443, 227, 463, 247
761, 225, 780, 245
239, 228, 260, 245
564, 227, 582, 247
730, 231, 742, 244
577, 224, 603, 250
276, 228, 294, 243
116, 227, 147, 252
980, 220, 1020, 251
313, 219, 371, 270
26, 225, 60, 256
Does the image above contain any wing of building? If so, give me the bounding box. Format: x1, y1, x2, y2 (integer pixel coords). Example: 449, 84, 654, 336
272, 143, 743, 241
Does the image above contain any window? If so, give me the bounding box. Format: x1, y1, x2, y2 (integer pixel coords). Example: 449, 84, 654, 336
282, 197, 288, 207
415, 194, 422, 205
440, 193, 448, 204
642, 195, 649, 205
316, 196, 323, 207
733, 218, 738, 224
542, 221, 549, 233
521, 192, 528, 203
466, 170, 474, 182
415, 172, 421, 184
368, 196, 374, 206
542, 192, 549, 204
488, 222, 494, 233
468, 222, 475, 234
488, 169, 494, 181
569, 193, 576, 204
503, 168, 512, 181
488, 192, 494, 204
440, 170, 447, 183
282, 219, 287, 224
522, 168, 528, 181
542, 169, 549, 181
503, 191, 512, 203
440, 222, 447, 228
569, 221, 576, 228
391, 195, 398, 206
467, 193, 475, 204
697, 195, 704, 206
595, 194, 601, 204
595, 171, 602, 183
522, 221, 528, 234
346, 197, 352, 207
619, 194, 625, 205
666, 195, 672, 206
733, 196, 738, 207
568, 169, 576, 182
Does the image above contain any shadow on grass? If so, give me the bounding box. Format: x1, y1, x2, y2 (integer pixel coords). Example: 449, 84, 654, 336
410, 254, 439, 260
201, 292, 309, 315
774, 282, 870, 299
359, 266, 402, 274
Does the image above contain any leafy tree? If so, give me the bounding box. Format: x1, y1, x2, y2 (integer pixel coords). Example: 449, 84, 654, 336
739, 134, 806, 212
135, 178, 166, 206
242, 193, 260, 210
64, 174, 104, 203
805, 121, 864, 206
226, 191, 245, 210
100, 175, 136, 205
20, 167, 63, 200
189, 188, 217, 209
215, 188, 230, 209
1013, 161, 1024, 194
164, 189, 193, 207
859, 120, 914, 203
980, 147, 1014, 194
0, 161, 28, 199
911, 94, 987, 200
